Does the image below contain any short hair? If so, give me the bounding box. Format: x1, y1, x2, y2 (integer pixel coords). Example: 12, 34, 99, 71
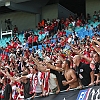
65, 59, 70, 67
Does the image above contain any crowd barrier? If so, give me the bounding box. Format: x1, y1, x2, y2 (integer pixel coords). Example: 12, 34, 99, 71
18, 85, 100, 100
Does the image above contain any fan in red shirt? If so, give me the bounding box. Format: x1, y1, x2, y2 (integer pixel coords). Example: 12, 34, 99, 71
45, 45, 52, 52
33, 35, 38, 43
57, 29, 61, 38
50, 42, 55, 47
54, 44, 61, 52
39, 30, 44, 35
33, 35, 38, 46
53, 19, 58, 27
5, 42, 12, 55
47, 24, 51, 32
64, 18, 70, 29
44, 24, 48, 32
50, 22, 54, 31
76, 18, 82, 27
62, 29, 66, 36
10, 39, 16, 49
28, 34, 33, 48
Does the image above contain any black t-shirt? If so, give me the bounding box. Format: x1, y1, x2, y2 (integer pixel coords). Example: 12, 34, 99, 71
1, 84, 12, 100
94, 63, 100, 74
22, 79, 33, 99
76, 62, 92, 86
53, 70, 69, 91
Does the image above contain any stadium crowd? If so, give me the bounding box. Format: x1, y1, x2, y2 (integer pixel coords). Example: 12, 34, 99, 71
0, 10, 100, 100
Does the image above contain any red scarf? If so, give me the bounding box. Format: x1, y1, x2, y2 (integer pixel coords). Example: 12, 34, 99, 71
44, 72, 50, 92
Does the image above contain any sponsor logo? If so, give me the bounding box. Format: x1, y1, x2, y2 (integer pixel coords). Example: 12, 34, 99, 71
76, 89, 89, 100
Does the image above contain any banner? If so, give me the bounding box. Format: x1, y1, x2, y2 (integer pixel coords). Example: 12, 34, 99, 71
33, 86, 100, 100
76, 86, 100, 100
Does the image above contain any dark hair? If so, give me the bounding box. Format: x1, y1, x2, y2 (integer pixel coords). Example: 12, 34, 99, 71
65, 59, 70, 67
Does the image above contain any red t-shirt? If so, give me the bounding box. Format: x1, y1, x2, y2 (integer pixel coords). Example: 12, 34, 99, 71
39, 31, 44, 35
33, 36, 38, 42
10, 41, 15, 49
61, 41, 65, 47
13, 42, 18, 48
64, 20, 70, 27
44, 26, 48, 32
50, 24, 54, 30
76, 20, 81, 27
46, 47, 51, 52
28, 36, 32, 43
50, 43, 55, 47
53, 21, 58, 26
47, 25, 51, 31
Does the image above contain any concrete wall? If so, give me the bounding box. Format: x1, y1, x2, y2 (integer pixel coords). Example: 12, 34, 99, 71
42, 4, 58, 20
58, 4, 74, 19
0, 11, 36, 32
86, 0, 100, 18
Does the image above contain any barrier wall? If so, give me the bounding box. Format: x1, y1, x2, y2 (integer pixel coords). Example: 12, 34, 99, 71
25, 86, 100, 100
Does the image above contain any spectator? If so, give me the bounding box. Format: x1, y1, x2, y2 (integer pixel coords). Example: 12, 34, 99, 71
62, 60, 80, 91
27, 33, 33, 48
73, 55, 94, 86
92, 52, 100, 84
13, 25, 18, 35
49, 69, 60, 94
0, 77, 12, 100
47, 60, 69, 91
20, 71, 35, 100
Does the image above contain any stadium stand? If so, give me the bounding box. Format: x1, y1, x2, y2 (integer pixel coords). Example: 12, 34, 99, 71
0, 0, 100, 100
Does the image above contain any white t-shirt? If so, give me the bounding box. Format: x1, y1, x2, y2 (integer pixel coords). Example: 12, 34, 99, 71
49, 73, 57, 90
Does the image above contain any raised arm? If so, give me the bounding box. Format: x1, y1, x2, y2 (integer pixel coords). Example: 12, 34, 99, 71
92, 40, 100, 55
46, 62, 63, 72
81, 54, 92, 63
93, 39, 100, 46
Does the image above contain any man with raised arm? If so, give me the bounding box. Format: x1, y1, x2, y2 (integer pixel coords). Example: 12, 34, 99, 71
73, 55, 94, 86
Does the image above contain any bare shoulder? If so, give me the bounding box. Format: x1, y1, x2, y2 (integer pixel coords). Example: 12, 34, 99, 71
68, 69, 76, 74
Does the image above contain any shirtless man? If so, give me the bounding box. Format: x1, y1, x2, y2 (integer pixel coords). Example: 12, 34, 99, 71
62, 60, 80, 91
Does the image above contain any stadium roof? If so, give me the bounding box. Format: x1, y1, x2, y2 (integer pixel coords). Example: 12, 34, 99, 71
0, 0, 85, 15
